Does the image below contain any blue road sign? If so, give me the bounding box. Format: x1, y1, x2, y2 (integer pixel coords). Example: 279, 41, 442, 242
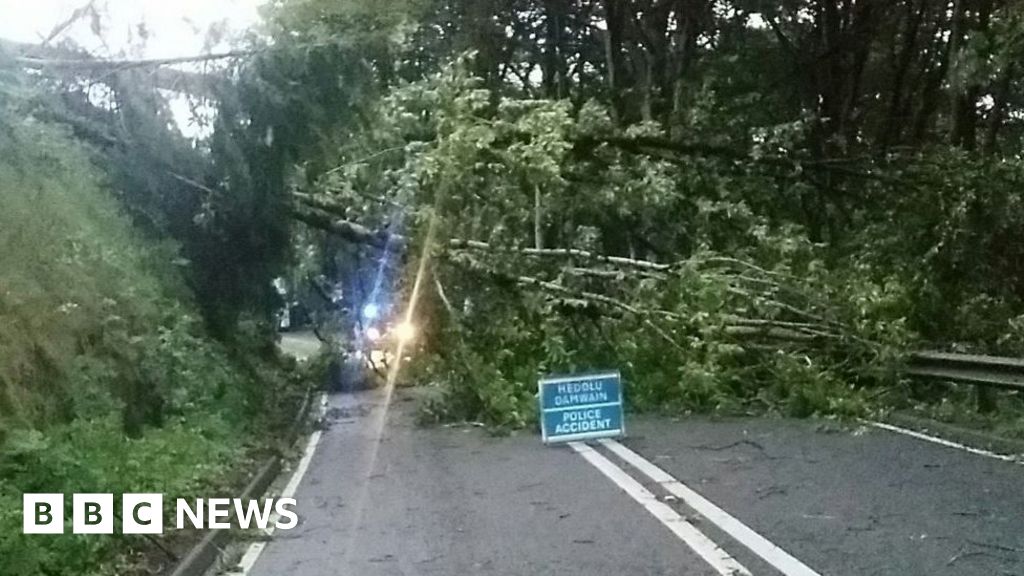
539, 371, 625, 444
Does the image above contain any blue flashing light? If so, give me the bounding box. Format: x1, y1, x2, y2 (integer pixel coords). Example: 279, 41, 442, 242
362, 303, 380, 321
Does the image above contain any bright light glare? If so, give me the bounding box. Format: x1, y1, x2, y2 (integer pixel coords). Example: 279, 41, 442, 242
362, 303, 380, 320
365, 327, 382, 341
394, 321, 416, 343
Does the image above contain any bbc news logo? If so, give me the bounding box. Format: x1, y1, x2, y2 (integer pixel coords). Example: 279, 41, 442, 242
23, 494, 298, 534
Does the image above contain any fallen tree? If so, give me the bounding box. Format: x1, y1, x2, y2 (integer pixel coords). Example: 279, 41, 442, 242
0, 39, 235, 97
277, 62, 927, 426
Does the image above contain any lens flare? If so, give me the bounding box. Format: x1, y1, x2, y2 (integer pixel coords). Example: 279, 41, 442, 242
394, 321, 416, 343
344, 202, 440, 568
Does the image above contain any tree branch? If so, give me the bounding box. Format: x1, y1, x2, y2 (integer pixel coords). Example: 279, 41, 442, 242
289, 205, 399, 249
572, 134, 916, 186
1, 39, 234, 97
448, 238, 672, 271
11, 48, 252, 71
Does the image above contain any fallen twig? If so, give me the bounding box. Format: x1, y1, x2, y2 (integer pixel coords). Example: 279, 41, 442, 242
689, 439, 767, 452
947, 548, 995, 566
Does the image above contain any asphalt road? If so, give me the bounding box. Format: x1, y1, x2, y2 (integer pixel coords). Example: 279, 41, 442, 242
246, 389, 716, 575
625, 416, 1024, 575
247, 337, 1023, 575
279, 332, 325, 361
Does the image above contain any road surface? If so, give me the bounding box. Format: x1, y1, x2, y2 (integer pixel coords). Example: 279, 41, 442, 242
279, 332, 325, 361
235, 372, 1024, 576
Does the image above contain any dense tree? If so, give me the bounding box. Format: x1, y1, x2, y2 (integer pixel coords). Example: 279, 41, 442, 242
8, 0, 1024, 422
5, 4, 1024, 571
272, 0, 1024, 421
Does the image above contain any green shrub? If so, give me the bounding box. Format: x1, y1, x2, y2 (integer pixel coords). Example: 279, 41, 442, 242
0, 102, 299, 574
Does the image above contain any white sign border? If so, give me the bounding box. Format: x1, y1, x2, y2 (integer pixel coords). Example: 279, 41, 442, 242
538, 370, 625, 444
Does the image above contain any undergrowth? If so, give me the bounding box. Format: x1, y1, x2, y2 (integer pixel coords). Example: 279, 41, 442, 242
0, 101, 306, 574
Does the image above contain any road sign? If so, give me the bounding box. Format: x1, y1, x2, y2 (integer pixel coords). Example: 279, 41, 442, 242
539, 371, 624, 444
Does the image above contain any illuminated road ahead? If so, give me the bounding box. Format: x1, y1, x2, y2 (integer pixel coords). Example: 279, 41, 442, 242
248, 336, 1024, 575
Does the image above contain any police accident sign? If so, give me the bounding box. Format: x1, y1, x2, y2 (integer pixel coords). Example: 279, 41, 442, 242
539, 371, 624, 443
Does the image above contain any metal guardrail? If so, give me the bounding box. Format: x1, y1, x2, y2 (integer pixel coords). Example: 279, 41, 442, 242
907, 351, 1024, 391
166, 386, 317, 576
906, 351, 1024, 412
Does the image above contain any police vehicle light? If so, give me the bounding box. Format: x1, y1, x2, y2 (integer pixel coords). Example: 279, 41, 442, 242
395, 321, 416, 343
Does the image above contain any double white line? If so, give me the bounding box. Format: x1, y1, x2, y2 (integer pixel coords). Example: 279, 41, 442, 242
570, 439, 822, 576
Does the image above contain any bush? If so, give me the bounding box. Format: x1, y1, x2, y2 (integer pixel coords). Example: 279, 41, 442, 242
0, 102, 301, 574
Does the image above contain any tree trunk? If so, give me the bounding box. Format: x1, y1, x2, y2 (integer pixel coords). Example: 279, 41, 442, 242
601, 0, 626, 123
983, 62, 1015, 155
534, 185, 544, 250
880, 0, 926, 152
541, 0, 567, 99
911, 5, 954, 145
947, 0, 970, 147
666, 0, 700, 133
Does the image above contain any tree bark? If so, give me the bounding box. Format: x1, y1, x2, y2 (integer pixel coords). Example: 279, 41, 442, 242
0, 39, 233, 98
601, 0, 626, 123
541, 0, 567, 99
947, 0, 970, 147
290, 205, 397, 249
880, 0, 926, 152
983, 62, 1015, 155
534, 185, 544, 250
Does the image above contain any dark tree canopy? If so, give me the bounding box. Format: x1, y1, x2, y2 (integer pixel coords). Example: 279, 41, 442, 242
6, 0, 1024, 422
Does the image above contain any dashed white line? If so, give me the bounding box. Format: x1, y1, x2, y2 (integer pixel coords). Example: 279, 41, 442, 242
866, 420, 1021, 464
569, 441, 751, 576
600, 438, 822, 576
236, 393, 328, 574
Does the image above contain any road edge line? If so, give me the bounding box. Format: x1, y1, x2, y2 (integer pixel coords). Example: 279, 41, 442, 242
600, 438, 822, 576
236, 392, 328, 574
569, 442, 751, 576
865, 420, 1021, 464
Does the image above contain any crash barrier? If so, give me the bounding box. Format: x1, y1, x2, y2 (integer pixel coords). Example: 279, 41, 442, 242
906, 351, 1024, 412
165, 386, 315, 576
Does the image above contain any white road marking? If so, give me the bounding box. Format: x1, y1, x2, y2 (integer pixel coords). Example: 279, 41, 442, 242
600, 439, 822, 576
569, 442, 751, 576
235, 393, 328, 574
866, 420, 1022, 464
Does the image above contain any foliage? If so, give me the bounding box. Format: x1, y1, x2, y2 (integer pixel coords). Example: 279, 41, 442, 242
303, 62, 922, 426
0, 105, 168, 429
0, 94, 304, 575
0, 414, 242, 576
8, 0, 1024, 479
275, 0, 1024, 428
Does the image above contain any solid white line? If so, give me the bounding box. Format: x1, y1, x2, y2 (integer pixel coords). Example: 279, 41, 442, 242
569, 442, 751, 576
866, 420, 1021, 464
235, 393, 328, 574
600, 439, 822, 576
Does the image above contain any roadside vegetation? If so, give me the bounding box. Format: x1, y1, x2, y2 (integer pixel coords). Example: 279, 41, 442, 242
271, 2, 1024, 433
0, 71, 307, 576
5, 1, 1024, 570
